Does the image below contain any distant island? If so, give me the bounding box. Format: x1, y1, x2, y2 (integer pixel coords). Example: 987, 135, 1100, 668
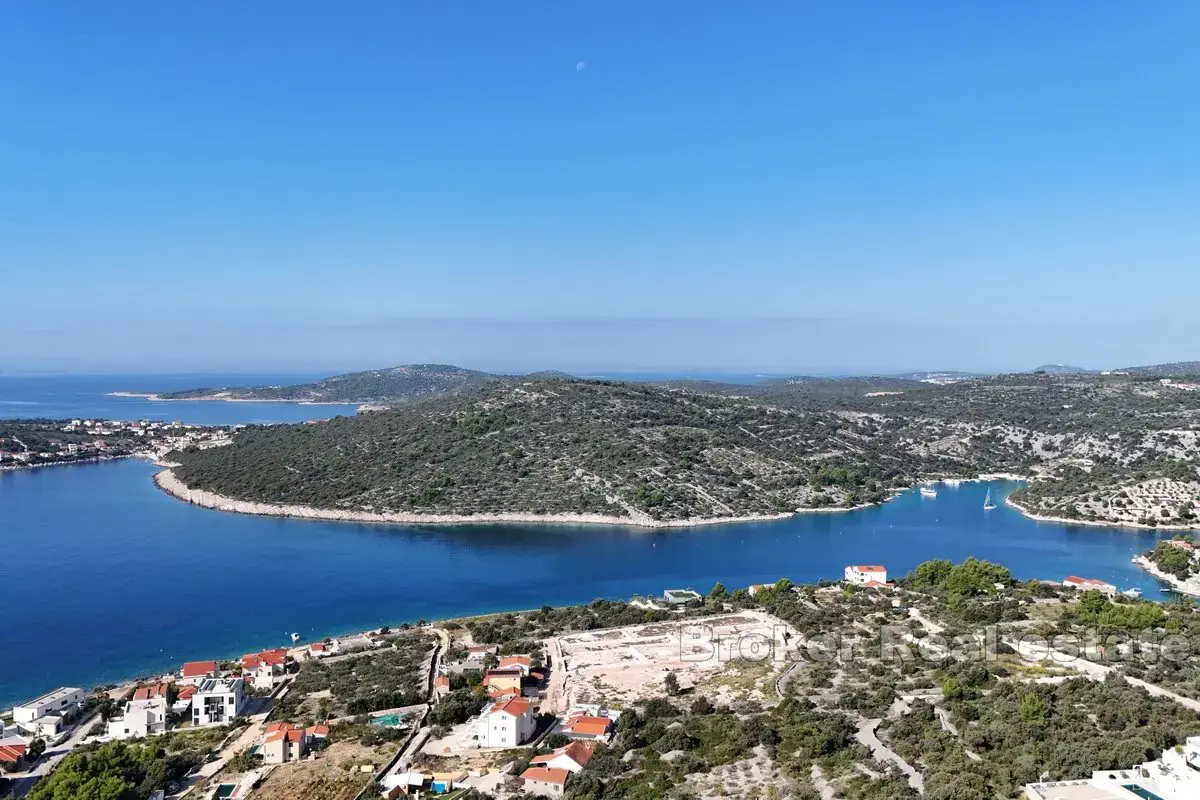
115, 364, 508, 405
159, 366, 1200, 529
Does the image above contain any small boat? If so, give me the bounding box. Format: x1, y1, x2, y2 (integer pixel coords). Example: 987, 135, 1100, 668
984, 489, 997, 510
290, 632, 301, 643
1122, 588, 1143, 598
920, 486, 938, 498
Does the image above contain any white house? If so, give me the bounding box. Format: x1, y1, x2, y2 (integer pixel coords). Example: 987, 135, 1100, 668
107, 697, 168, 739
241, 649, 288, 690
191, 677, 245, 726
530, 742, 593, 773
1062, 576, 1118, 595
475, 696, 535, 748
1024, 735, 1200, 799
13, 687, 84, 736
844, 565, 888, 586
521, 766, 570, 796
14, 687, 84, 725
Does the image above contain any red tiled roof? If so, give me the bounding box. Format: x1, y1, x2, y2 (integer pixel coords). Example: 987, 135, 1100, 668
305, 725, 329, 738
531, 742, 592, 768
434, 675, 450, 687
133, 683, 170, 701
181, 660, 217, 678
521, 767, 570, 787
850, 565, 887, 572
1065, 576, 1109, 586
243, 649, 288, 669
499, 655, 531, 668
0, 744, 27, 763
490, 697, 531, 718
564, 716, 611, 737
310, 642, 327, 652
264, 721, 295, 735
177, 685, 197, 700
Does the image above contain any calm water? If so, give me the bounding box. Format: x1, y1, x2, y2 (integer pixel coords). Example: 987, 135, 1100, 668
0, 373, 358, 425
0, 458, 1171, 709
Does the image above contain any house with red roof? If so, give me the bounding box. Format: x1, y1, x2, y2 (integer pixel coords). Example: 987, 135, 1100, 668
241, 648, 289, 690
521, 766, 570, 796
308, 639, 340, 659
843, 565, 888, 586
562, 715, 613, 742
475, 696, 534, 748
262, 723, 310, 764
179, 660, 219, 685
530, 741, 593, 773
481, 668, 524, 694
497, 655, 532, 675
433, 675, 451, 699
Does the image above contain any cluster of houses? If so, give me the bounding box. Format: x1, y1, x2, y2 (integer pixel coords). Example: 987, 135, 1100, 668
0, 687, 87, 770
104, 648, 296, 742
0, 419, 238, 467
416, 645, 620, 797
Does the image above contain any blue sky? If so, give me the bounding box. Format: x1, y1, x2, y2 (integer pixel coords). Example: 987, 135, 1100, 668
2, 2, 1198, 373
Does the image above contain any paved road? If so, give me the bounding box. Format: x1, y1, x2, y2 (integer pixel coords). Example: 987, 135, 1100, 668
8, 712, 99, 798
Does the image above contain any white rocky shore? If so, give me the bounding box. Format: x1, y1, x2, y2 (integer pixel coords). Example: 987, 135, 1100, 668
153, 470, 795, 529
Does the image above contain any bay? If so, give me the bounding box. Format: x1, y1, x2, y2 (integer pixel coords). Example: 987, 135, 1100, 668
0, 459, 1170, 710
0, 373, 1175, 710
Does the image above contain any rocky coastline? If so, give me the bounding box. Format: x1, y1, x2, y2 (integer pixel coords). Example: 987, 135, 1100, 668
153, 469, 796, 529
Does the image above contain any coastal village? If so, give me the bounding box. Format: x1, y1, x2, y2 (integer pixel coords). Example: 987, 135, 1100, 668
0, 418, 234, 470
6, 554, 1200, 800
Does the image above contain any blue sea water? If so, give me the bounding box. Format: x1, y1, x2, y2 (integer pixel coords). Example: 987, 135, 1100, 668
0, 374, 1177, 709
0, 460, 1171, 709
0, 373, 358, 425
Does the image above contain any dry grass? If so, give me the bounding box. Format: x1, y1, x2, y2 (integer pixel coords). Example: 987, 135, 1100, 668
251, 741, 390, 800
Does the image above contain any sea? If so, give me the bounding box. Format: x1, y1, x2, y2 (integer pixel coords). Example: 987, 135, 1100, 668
0, 374, 1174, 709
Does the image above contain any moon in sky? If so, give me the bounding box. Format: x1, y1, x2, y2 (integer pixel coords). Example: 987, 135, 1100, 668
575, 61, 586, 72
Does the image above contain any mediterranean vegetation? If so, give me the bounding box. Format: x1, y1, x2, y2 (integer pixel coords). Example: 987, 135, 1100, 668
27, 739, 211, 800
155, 364, 504, 403
171, 370, 1200, 525
273, 634, 433, 719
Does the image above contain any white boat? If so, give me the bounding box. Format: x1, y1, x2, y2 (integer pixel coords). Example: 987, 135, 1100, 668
984, 489, 997, 510
920, 486, 938, 498
290, 632, 301, 643
1122, 588, 1143, 598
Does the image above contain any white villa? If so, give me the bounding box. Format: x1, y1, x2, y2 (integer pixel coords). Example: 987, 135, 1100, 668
475, 696, 535, 748
107, 697, 168, 739
13, 687, 84, 738
844, 565, 888, 586
1024, 735, 1200, 799
191, 677, 245, 726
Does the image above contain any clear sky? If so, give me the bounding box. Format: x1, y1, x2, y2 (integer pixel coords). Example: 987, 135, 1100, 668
2, 2, 1198, 374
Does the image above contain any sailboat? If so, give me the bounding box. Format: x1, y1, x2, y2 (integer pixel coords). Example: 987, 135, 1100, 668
983, 489, 997, 510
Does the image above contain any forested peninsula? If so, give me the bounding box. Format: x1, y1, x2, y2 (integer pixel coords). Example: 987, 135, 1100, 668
164, 370, 1200, 528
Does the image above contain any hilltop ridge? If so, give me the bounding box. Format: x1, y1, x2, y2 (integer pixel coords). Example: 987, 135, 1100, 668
168, 372, 1200, 527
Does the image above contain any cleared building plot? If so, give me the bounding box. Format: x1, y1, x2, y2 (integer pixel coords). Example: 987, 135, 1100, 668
555, 610, 800, 708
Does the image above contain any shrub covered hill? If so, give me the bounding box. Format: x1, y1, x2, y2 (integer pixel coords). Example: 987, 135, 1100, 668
170, 372, 1200, 525
157, 364, 502, 403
